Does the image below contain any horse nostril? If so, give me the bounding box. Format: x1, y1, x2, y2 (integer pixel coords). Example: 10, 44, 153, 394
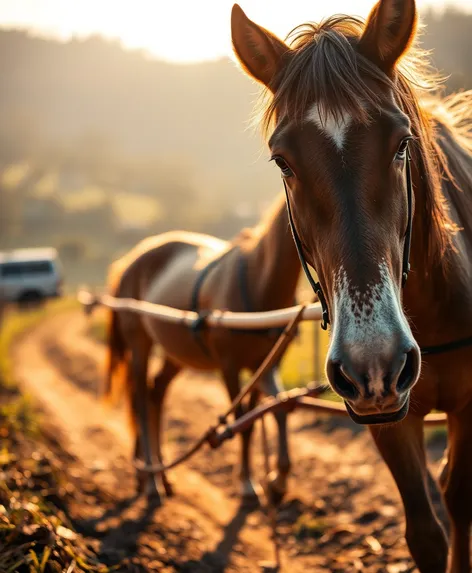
396, 349, 417, 392
328, 361, 360, 400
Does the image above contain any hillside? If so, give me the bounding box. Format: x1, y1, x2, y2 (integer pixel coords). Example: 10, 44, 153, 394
1, 7, 471, 285
0, 29, 275, 206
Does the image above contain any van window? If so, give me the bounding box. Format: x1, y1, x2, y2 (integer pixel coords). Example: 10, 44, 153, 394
0, 260, 54, 277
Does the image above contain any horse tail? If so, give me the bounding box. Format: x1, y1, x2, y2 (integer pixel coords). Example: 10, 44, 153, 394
101, 260, 141, 438
102, 261, 129, 400
102, 306, 127, 403
103, 307, 140, 437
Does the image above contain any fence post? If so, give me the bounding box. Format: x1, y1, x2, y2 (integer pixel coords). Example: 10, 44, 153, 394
313, 322, 321, 382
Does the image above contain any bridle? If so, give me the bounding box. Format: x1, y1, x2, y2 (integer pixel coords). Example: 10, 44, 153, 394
282, 147, 414, 331
282, 146, 472, 356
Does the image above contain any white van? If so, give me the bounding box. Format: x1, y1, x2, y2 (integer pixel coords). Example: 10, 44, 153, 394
0, 248, 63, 304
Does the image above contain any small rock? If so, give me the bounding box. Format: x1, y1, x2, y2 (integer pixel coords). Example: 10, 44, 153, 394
387, 563, 410, 573
365, 535, 383, 554
258, 561, 279, 573
56, 525, 77, 540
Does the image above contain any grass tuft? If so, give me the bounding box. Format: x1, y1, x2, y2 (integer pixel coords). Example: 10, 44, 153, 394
0, 297, 79, 391
0, 297, 115, 572
293, 513, 329, 540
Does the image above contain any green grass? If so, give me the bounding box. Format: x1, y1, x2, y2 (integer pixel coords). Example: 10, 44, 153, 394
0, 473, 114, 573
85, 314, 107, 346
280, 320, 329, 388
0, 394, 38, 437
0, 297, 79, 392
293, 513, 329, 540
0, 297, 80, 437
425, 424, 448, 445
0, 296, 114, 572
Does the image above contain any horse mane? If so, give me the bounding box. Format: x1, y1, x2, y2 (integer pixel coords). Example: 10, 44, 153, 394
423, 92, 472, 251
255, 15, 472, 271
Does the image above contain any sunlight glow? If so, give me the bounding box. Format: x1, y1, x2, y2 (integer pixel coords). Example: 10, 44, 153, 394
0, 0, 469, 63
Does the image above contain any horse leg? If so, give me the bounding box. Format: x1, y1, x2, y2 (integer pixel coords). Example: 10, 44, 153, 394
133, 435, 146, 494
258, 368, 291, 505
440, 406, 472, 573
241, 388, 260, 506
148, 358, 181, 498
438, 453, 449, 490
370, 414, 448, 572
426, 464, 450, 536
129, 343, 161, 502
222, 368, 260, 506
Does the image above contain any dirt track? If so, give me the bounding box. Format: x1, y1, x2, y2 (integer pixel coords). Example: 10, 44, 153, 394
13, 311, 448, 572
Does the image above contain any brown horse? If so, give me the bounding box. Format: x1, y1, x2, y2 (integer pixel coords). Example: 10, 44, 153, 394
231, 1, 472, 571
104, 195, 301, 506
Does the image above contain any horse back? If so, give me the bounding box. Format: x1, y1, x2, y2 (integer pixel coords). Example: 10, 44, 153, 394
108, 231, 235, 369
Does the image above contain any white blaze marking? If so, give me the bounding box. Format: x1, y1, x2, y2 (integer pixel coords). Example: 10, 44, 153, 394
306, 103, 352, 150
331, 261, 412, 395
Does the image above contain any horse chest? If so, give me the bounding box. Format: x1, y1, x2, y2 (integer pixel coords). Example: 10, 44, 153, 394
419, 351, 472, 413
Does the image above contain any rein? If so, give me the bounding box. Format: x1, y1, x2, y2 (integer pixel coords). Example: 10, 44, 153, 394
190, 245, 292, 357
282, 148, 414, 331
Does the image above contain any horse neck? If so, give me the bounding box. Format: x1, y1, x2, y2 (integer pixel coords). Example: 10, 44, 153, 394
405, 145, 472, 344
244, 196, 301, 310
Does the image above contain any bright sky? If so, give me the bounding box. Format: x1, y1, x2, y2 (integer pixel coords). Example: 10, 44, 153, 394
0, 0, 469, 63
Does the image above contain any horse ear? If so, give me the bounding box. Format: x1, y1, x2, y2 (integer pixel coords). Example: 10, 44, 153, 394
231, 4, 289, 89
358, 0, 417, 74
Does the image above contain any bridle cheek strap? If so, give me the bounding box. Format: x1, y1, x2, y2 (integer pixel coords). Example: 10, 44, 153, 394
282, 149, 414, 331
282, 178, 330, 330
402, 148, 413, 287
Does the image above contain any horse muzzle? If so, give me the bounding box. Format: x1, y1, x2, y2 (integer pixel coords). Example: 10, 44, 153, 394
344, 395, 410, 425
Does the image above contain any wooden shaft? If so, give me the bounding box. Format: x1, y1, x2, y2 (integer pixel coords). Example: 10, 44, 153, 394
78, 290, 322, 329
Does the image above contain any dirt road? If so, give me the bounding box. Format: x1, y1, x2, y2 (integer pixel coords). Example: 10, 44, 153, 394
13, 311, 447, 572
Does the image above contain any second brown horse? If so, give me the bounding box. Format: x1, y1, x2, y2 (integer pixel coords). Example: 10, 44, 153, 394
104, 195, 301, 506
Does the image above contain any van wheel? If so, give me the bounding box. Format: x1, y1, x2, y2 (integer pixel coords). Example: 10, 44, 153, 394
17, 291, 43, 309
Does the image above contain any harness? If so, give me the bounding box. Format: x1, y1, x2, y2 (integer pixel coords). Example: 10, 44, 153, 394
237, 255, 294, 337
190, 247, 291, 356
283, 146, 472, 355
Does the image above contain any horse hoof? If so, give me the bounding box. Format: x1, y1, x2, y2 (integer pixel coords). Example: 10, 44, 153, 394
241, 491, 261, 509
265, 472, 287, 507
240, 480, 261, 508
143, 478, 162, 505
136, 474, 147, 495
265, 483, 285, 507
146, 490, 162, 507
163, 478, 175, 498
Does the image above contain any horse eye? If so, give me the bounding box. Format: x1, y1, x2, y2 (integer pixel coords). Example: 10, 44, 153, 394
272, 156, 294, 177
395, 138, 410, 161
